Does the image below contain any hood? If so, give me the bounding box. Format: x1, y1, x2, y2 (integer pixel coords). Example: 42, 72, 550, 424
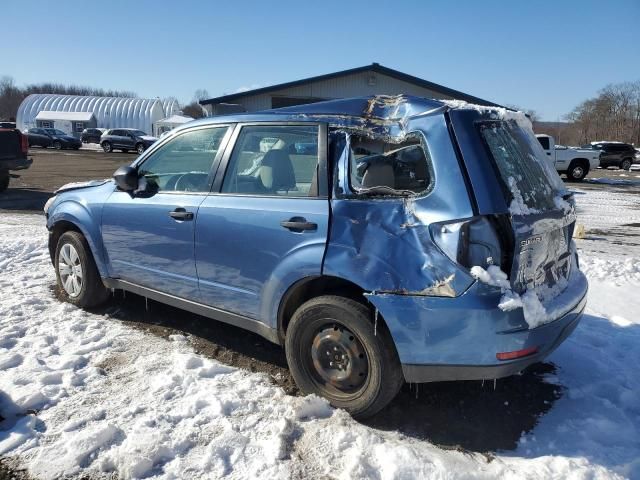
139, 135, 158, 142
55, 179, 110, 194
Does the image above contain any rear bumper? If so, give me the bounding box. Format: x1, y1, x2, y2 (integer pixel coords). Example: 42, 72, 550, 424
401, 291, 586, 382
0, 157, 32, 171
367, 270, 588, 383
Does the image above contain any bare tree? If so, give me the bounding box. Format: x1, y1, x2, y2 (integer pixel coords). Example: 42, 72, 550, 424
182, 102, 206, 119
193, 89, 210, 102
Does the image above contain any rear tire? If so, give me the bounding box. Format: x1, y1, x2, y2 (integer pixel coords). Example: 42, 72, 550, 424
621, 158, 632, 171
102, 141, 112, 153
285, 295, 403, 419
55, 231, 109, 308
0, 170, 9, 193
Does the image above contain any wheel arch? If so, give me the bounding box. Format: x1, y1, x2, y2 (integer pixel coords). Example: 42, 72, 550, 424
48, 206, 108, 277
276, 275, 394, 345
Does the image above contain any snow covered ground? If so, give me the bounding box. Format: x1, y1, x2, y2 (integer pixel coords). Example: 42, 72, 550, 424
0, 187, 639, 479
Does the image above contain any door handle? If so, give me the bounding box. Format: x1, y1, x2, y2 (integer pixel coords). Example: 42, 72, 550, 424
280, 217, 317, 232
169, 207, 194, 221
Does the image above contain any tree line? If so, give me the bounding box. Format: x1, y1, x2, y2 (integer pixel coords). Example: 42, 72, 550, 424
534, 80, 640, 146
0, 76, 136, 121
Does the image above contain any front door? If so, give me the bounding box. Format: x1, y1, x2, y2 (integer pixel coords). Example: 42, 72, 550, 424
195, 124, 329, 321
101, 125, 232, 300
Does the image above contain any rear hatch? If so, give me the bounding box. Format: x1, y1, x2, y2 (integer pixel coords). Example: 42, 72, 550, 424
448, 109, 575, 297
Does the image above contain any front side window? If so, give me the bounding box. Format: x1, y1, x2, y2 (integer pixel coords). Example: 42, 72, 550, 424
348, 135, 431, 196
221, 125, 320, 197
138, 126, 229, 193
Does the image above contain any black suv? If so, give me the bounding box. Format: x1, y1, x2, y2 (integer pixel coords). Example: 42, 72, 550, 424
81, 128, 105, 144
586, 142, 637, 170
101, 129, 157, 154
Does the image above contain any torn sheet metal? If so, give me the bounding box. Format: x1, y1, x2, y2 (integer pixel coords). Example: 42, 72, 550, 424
322, 111, 477, 298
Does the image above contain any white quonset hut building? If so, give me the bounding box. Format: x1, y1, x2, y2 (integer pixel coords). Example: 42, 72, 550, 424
200, 63, 500, 115
16, 94, 179, 138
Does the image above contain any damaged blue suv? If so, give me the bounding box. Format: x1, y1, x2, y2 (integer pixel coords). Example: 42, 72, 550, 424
45, 95, 588, 418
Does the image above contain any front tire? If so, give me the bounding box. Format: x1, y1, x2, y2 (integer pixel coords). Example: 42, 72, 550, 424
285, 295, 403, 419
102, 141, 112, 153
55, 231, 109, 308
567, 161, 588, 181
53, 141, 62, 150
621, 158, 632, 171
136, 143, 145, 154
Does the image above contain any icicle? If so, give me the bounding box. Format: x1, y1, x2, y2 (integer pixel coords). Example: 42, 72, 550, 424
493, 379, 497, 391
374, 308, 379, 336
481, 379, 485, 388
123, 289, 126, 299
415, 383, 419, 399
145, 296, 149, 311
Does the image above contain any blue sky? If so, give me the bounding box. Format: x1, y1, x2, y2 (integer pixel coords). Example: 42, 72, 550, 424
2, 0, 638, 120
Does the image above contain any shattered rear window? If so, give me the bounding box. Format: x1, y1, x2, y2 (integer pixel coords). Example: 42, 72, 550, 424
479, 121, 565, 214
349, 135, 431, 196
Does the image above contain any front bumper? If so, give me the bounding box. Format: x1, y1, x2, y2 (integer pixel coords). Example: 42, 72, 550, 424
367, 271, 588, 383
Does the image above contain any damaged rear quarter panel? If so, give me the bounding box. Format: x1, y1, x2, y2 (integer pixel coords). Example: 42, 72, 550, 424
323, 113, 476, 297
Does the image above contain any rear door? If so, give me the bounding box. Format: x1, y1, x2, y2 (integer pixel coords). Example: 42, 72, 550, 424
194, 123, 329, 321
450, 111, 575, 295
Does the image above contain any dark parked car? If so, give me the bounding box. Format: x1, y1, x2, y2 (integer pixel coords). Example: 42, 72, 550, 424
81, 128, 106, 144
0, 121, 16, 129
27, 128, 82, 150
101, 129, 158, 154
0, 127, 32, 192
584, 142, 637, 170
44, 96, 587, 418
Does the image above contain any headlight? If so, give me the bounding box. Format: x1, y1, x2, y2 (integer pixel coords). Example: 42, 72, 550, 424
43, 195, 56, 215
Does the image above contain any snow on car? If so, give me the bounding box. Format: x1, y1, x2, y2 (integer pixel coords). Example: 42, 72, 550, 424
0, 184, 639, 479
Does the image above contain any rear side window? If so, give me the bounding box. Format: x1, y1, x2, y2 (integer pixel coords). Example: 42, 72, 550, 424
479, 121, 564, 213
221, 125, 320, 197
348, 135, 431, 196
536, 136, 550, 150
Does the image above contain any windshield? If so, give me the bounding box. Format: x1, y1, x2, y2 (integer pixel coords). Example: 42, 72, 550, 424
348, 135, 431, 196
479, 121, 566, 213
45, 129, 67, 136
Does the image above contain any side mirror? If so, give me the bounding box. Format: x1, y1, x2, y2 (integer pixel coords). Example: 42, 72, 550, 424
113, 165, 138, 192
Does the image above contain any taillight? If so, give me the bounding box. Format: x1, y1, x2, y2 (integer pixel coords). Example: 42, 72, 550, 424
430, 216, 503, 270
496, 346, 538, 361
20, 132, 28, 155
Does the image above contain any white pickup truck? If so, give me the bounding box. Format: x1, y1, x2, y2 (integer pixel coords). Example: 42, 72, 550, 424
535, 134, 600, 181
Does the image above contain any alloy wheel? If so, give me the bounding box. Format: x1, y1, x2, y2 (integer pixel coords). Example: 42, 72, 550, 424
58, 243, 83, 297
571, 166, 584, 179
